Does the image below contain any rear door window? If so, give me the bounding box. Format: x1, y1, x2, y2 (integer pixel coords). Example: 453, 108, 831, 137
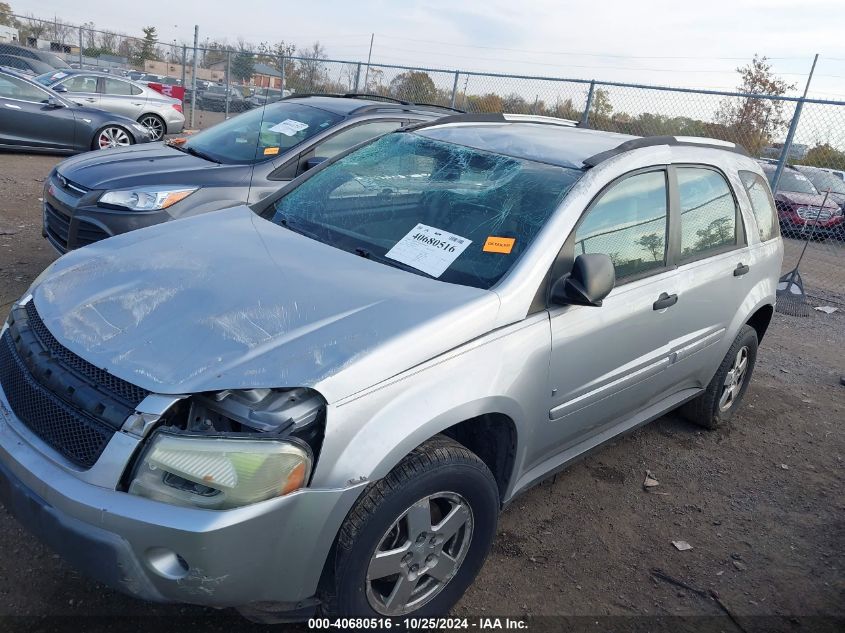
677, 167, 738, 261
739, 171, 779, 242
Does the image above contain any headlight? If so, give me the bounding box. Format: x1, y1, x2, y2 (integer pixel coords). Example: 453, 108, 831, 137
98, 187, 197, 211
129, 433, 311, 510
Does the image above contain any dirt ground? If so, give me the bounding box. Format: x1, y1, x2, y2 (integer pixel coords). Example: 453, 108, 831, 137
0, 153, 842, 633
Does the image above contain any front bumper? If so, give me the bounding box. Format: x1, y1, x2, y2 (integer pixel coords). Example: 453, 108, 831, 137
42, 172, 173, 253
0, 371, 365, 610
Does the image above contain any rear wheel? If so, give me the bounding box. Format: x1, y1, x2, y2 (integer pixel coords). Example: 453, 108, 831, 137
322, 436, 499, 619
681, 324, 758, 429
93, 126, 133, 150
137, 113, 166, 141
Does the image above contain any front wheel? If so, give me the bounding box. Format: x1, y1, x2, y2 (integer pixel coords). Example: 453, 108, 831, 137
92, 125, 134, 150
322, 436, 499, 618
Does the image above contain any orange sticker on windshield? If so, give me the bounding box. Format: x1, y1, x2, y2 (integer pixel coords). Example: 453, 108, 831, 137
263, 147, 280, 155
483, 236, 516, 254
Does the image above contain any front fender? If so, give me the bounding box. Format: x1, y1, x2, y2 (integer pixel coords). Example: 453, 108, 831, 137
311, 313, 552, 500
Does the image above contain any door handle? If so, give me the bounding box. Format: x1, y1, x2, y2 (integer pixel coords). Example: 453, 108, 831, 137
131, 102, 144, 106
85, 98, 97, 102
733, 263, 750, 277
653, 292, 678, 310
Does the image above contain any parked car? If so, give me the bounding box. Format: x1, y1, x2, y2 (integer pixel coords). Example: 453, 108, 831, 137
35, 69, 184, 141
0, 119, 782, 621
196, 83, 249, 112
245, 87, 292, 109
793, 164, 845, 209
759, 163, 843, 238
0, 42, 70, 69
0, 68, 152, 154
0, 54, 54, 75
40, 94, 459, 253
127, 70, 145, 81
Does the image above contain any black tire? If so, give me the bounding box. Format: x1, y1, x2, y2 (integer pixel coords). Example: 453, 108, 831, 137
681, 324, 758, 430
321, 435, 499, 619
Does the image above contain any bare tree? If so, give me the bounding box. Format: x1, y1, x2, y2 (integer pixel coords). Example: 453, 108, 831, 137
296, 41, 327, 91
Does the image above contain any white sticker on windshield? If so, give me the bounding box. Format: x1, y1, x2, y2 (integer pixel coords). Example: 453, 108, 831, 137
269, 119, 309, 136
385, 223, 472, 278
52, 71, 68, 80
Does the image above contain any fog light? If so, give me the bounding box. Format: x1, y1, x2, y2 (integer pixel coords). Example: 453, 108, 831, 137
146, 547, 189, 580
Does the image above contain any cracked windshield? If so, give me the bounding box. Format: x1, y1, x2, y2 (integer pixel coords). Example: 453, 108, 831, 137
271, 132, 583, 289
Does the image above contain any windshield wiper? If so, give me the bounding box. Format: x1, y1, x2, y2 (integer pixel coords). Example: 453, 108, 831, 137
353, 247, 436, 279
276, 215, 325, 242
167, 141, 221, 164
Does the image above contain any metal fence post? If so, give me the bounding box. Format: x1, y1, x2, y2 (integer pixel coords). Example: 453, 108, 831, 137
225, 50, 231, 119
78, 27, 83, 66
581, 80, 596, 127
190, 25, 198, 129
180, 45, 186, 88
450, 71, 460, 109
354, 63, 362, 93
279, 55, 286, 94
772, 103, 804, 193
772, 54, 818, 194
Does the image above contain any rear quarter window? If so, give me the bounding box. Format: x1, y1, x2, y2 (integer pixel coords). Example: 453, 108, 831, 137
739, 170, 779, 242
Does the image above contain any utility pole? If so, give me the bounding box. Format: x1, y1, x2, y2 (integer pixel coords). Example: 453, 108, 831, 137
78, 26, 83, 66
190, 25, 199, 129
363, 33, 374, 91
772, 54, 819, 193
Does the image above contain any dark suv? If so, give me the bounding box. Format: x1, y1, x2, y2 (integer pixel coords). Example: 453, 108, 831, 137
42, 94, 459, 252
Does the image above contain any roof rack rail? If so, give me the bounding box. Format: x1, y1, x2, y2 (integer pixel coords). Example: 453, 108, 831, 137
583, 135, 749, 167
401, 112, 508, 132
341, 92, 410, 104
413, 103, 466, 113
502, 113, 578, 127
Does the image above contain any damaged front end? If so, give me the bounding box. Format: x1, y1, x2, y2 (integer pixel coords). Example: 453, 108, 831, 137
126, 388, 326, 510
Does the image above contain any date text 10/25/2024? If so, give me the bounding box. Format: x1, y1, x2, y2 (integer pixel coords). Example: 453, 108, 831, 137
307, 617, 529, 630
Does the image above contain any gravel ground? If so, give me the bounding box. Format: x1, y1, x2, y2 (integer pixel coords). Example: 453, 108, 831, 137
0, 153, 842, 633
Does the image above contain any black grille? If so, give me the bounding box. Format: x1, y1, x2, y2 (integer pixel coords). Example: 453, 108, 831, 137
25, 300, 150, 408
75, 220, 110, 247
0, 332, 113, 469
44, 202, 70, 250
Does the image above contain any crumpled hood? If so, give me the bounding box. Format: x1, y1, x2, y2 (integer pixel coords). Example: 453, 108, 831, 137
56, 143, 248, 190
32, 206, 499, 402
777, 191, 840, 208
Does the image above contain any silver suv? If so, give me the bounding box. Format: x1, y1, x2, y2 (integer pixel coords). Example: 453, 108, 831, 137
0, 116, 783, 622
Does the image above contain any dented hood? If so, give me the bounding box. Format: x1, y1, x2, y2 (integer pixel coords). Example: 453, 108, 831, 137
32, 206, 500, 402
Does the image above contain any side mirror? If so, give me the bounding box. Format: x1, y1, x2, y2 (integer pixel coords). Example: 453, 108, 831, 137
303, 156, 327, 171
45, 96, 64, 108
52, 84, 68, 93
550, 253, 616, 307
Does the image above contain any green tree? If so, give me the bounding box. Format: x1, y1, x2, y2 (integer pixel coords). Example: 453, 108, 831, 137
135, 26, 160, 64
464, 93, 504, 113
590, 87, 613, 122
715, 54, 796, 155
0, 2, 15, 27
231, 47, 256, 83
389, 71, 436, 103
796, 143, 845, 171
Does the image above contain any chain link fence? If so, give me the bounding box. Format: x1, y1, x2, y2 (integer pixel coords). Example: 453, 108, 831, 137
2, 13, 843, 304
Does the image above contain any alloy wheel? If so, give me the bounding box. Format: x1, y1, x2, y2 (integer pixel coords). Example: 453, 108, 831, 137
138, 115, 165, 140
366, 492, 473, 616
719, 346, 749, 411
97, 127, 132, 149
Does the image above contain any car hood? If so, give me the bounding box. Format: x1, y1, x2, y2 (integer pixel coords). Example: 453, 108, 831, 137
31, 206, 500, 402
55, 143, 248, 190
776, 191, 840, 208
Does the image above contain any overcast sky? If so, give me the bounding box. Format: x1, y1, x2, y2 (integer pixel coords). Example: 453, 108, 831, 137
9, 0, 845, 99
